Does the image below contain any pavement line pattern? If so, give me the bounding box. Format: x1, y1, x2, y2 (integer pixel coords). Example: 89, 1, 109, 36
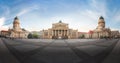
1, 38, 119, 63
22, 40, 56, 62
94, 39, 119, 63
102, 39, 120, 63
65, 39, 119, 63
0, 38, 20, 63
2, 38, 56, 63
64, 40, 91, 60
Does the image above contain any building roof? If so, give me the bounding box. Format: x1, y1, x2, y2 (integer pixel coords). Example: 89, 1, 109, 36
1, 30, 8, 32
53, 20, 68, 25
14, 16, 19, 20
59, 20, 62, 23
98, 16, 105, 24
78, 32, 87, 34
13, 16, 20, 24
99, 16, 104, 19
88, 30, 94, 34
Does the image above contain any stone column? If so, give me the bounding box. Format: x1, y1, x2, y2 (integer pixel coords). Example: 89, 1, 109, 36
54, 30, 55, 36
60, 30, 61, 34
66, 30, 67, 36
57, 30, 58, 36
62, 30, 64, 36
56, 30, 58, 36
64, 30, 65, 36
65, 30, 67, 35
63, 30, 65, 37
67, 30, 69, 36
58, 30, 59, 34
55, 30, 56, 36
52, 30, 53, 36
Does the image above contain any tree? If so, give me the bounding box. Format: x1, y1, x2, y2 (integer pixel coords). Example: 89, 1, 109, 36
78, 34, 85, 39
81, 34, 85, 38
32, 33, 39, 39
27, 33, 33, 39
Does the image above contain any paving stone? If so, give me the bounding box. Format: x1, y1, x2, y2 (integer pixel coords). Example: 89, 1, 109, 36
76, 45, 107, 56
30, 46, 82, 63
102, 40, 120, 63
49, 40, 68, 47
0, 39, 20, 63
94, 40, 117, 47
1, 38, 119, 63
13, 45, 41, 52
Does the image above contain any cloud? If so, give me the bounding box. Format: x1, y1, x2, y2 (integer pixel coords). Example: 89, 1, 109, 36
50, 16, 74, 24
17, 5, 39, 16
1, 0, 119, 32
112, 9, 120, 22
17, 0, 110, 32
17, 9, 29, 16
0, 5, 10, 16
35, 0, 106, 32
73, 0, 108, 32
0, 25, 9, 31
0, 17, 5, 27
44, 11, 99, 32
0, 17, 9, 31
87, 0, 108, 18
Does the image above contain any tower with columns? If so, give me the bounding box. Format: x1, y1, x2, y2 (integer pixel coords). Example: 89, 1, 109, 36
8, 16, 29, 38
97, 16, 105, 30
13, 16, 22, 31
91, 16, 111, 38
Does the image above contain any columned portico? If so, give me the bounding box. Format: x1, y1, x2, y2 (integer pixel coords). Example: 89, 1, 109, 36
52, 29, 68, 39
43, 21, 78, 39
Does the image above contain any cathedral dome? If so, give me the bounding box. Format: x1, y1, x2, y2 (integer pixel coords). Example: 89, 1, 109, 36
13, 16, 20, 24
98, 16, 105, 23
99, 16, 104, 19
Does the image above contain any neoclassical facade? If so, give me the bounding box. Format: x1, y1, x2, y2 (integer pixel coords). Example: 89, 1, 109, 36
8, 16, 29, 38
42, 21, 78, 39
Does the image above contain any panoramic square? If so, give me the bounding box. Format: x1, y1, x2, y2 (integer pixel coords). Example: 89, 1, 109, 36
0, 0, 120, 63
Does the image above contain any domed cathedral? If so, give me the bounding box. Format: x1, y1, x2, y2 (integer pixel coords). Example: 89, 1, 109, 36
13, 16, 22, 31
42, 20, 78, 39
8, 16, 29, 38
97, 16, 105, 30
92, 16, 111, 38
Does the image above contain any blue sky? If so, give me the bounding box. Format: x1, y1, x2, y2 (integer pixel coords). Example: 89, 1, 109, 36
0, 0, 120, 32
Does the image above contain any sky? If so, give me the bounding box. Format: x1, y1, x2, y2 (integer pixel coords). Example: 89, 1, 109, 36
0, 0, 120, 32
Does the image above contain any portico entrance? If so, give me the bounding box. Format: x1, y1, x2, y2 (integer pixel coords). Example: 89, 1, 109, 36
52, 30, 68, 39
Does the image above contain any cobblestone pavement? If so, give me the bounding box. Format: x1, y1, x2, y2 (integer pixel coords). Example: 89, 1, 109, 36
0, 38, 119, 63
